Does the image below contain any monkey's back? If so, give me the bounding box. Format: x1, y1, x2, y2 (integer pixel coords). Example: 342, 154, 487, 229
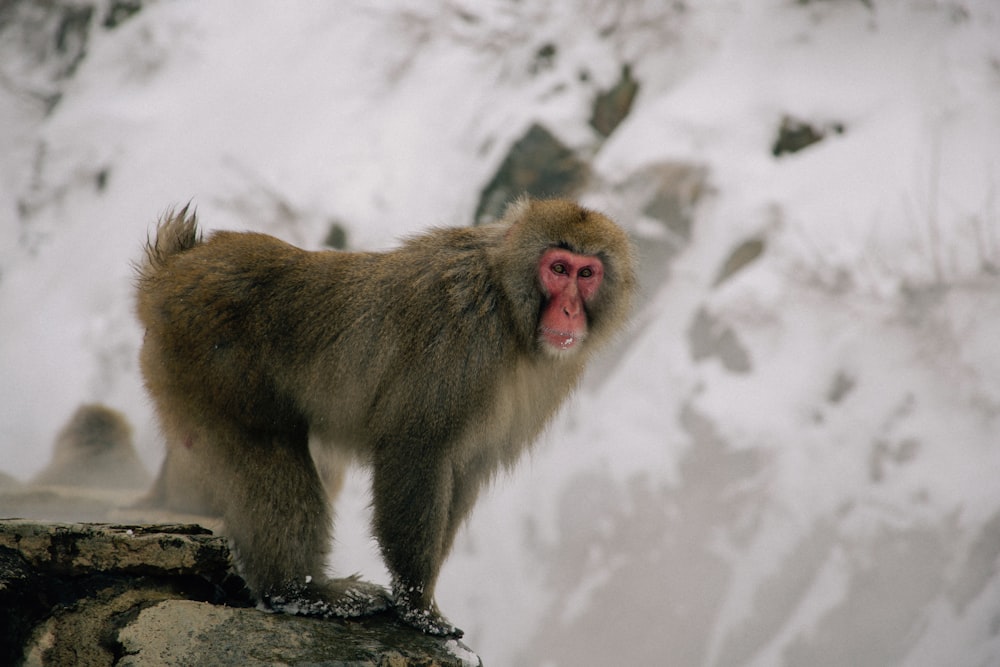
135, 219, 573, 456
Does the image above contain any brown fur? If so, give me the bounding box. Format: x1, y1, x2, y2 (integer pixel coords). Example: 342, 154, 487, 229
134, 197, 636, 635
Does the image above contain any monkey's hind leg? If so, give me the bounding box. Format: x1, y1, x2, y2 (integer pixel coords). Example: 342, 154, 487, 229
207, 424, 389, 619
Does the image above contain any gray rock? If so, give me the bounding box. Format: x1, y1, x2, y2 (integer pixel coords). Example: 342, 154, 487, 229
118, 600, 482, 667
475, 123, 589, 224
589, 63, 639, 138
688, 307, 753, 374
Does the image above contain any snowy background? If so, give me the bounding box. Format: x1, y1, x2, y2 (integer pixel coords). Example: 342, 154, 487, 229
2, 1, 999, 665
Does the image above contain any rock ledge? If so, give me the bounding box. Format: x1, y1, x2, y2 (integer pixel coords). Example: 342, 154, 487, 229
0, 520, 480, 666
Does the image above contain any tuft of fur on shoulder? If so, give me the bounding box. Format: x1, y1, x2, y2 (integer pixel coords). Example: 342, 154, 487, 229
136, 204, 201, 280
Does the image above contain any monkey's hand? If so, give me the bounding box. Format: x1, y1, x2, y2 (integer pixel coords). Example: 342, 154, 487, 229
265, 576, 390, 619
392, 583, 464, 637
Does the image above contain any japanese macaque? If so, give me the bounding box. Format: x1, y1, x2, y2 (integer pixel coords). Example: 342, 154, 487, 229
134, 197, 636, 636
33, 403, 150, 490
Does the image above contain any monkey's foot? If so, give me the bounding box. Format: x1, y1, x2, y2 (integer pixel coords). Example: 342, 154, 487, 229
394, 600, 464, 637
266, 576, 390, 619
395, 603, 463, 637
391, 585, 463, 637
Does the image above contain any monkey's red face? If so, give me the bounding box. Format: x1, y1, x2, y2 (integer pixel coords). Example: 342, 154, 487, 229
537, 247, 604, 354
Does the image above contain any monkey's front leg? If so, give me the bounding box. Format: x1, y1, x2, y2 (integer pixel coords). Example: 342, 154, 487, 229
372, 453, 464, 637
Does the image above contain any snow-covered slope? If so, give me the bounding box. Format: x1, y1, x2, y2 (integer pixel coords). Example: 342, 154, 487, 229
1, 1, 998, 664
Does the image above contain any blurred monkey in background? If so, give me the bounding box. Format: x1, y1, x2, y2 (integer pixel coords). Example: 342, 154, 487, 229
34, 403, 150, 490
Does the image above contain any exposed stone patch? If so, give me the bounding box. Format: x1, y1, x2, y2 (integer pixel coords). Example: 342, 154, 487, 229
688, 307, 753, 374
475, 123, 589, 224
590, 63, 639, 138
772, 115, 845, 157
713, 237, 765, 287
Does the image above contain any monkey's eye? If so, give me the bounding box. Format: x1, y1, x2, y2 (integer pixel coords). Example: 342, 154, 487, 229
551, 263, 568, 275
579, 267, 594, 278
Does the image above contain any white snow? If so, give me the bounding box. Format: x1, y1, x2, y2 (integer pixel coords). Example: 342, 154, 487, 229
2, 1, 999, 665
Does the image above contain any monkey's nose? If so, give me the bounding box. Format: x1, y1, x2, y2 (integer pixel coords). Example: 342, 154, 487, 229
561, 297, 582, 319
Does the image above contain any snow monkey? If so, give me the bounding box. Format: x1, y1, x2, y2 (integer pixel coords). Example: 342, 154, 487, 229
134, 197, 636, 636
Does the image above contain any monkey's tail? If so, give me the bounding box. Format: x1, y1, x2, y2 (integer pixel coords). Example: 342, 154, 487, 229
138, 204, 201, 279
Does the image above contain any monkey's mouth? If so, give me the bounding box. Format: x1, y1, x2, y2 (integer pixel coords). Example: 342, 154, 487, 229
539, 327, 586, 351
